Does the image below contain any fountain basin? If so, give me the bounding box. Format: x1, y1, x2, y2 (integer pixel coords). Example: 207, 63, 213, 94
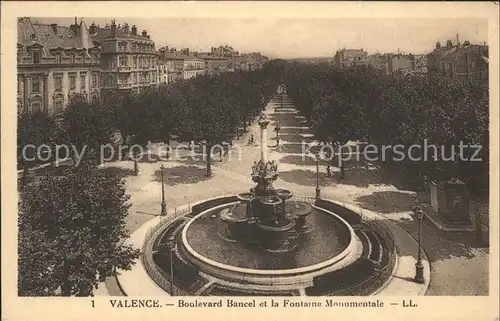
180, 202, 357, 288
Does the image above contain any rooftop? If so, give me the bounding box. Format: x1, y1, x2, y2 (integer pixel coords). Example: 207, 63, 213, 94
17, 17, 95, 59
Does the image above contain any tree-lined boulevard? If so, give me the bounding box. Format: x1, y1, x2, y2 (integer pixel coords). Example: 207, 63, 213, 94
17, 60, 488, 297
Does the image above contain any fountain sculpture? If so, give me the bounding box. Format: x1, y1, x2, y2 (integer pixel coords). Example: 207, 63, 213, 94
218, 111, 313, 252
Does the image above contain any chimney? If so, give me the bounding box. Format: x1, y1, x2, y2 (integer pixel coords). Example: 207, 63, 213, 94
89, 22, 97, 35
50, 23, 57, 34
124, 23, 129, 34
456, 34, 460, 48
142, 30, 147, 37
70, 17, 80, 36
111, 19, 116, 38
446, 40, 453, 49
131, 25, 137, 36
436, 41, 441, 49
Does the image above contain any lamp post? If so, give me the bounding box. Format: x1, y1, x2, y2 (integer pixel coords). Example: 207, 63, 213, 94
413, 205, 425, 284
274, 121, 281, 148
160, 164, 167, 216
315, 153, 321, 200
166, 235, 176, 296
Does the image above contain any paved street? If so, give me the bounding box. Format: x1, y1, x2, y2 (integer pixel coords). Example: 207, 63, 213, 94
102, 91, 488, 296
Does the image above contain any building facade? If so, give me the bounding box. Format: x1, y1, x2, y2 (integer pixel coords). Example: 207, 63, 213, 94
183, 56, 205, 80
91, 20, 158, 95
233, 53, 268, 72
334, 49, 368, 68
427, 39, 489, 83
157, 60, 168, 85
17, 17, 101, 116
385, 54, 414, 75
201, 55, 231, 76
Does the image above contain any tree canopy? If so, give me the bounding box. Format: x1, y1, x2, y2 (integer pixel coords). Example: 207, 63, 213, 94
18, 163, 140, 296
285, 63, 489, 197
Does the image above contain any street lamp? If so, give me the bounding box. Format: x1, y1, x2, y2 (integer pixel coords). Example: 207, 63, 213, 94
160, 164, 167, 216
413, 205, 425, 284
274, 121, 281, 148
166, 235, 176, 296
315, 153, 321, 200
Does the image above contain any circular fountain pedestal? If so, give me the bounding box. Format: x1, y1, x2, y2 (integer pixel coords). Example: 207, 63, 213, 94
218, 208, 250, 242
256, 217, 296, 252
286, 201, 314, 233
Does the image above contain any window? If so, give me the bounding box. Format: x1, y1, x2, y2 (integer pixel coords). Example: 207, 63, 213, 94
80, 73, 86, 90
17, 48, 23, 63
133, 56, 137, 68
55, 53, 61, 63
107, 75, 114, 87
71, 53, 76, 63
92, 73, 98, 87
31, 101, 41, 114
33, 51, 41, 64
111, 58, 116, 69
54, 75, 62, 92
54, 100, 63, 115
132, 43, 136, 52
31, 77, 40, 93
17, 78, 22, 93
69, 74, 76, 90
133, 73, 137, 84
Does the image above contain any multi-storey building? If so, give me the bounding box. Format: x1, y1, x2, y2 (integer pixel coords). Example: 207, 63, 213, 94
158, 47, 186, 83
200, 54, 231, 76
211, 45, 238, 58
17, 17, 101, 116
385, 54, 414, 75
183, 56, 205, 80
233, 53, 268, 72
427, 39, 488, 83
157, 60, 168, 85
90, 20, 158, 96
333, 49, 368, 68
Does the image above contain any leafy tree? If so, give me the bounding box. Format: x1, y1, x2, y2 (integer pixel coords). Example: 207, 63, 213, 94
61, 95, 114, 164
285, 62, 489, 195
17, 111, 58, 188
18, 163, 139, 296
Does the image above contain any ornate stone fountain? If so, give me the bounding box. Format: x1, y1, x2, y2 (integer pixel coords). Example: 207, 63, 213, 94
218, 112, 313, 252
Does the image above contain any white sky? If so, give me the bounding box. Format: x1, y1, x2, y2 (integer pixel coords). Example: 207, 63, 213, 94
36, 17, 488, 59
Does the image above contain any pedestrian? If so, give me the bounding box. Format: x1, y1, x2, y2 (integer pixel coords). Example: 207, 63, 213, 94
251, 134, 254, 144
326, 165, 331, 178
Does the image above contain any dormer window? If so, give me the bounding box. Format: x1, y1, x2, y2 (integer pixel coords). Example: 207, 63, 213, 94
33, 51, 41, 64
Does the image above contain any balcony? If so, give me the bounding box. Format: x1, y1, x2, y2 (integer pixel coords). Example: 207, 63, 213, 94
118, 66, 132, 73
117, 83, 132, 89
